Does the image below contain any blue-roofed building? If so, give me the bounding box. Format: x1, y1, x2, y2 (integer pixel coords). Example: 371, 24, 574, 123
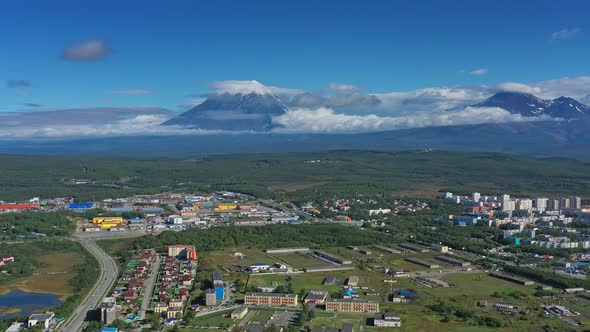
108, 207, 134, 213
128, 217, 143, 224
344, 288, 358, 297
141, 207, 164, 214
67, 202, 94, 211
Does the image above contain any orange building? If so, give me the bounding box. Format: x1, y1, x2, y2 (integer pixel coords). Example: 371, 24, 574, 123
167, 245, 197, 260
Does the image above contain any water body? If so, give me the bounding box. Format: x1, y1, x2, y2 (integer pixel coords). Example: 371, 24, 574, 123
0, 289, 62, 319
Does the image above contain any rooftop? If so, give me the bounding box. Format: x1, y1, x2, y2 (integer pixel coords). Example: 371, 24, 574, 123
376, 312, 401, 320
328, 298, 378, 303
246, 292, 298, 298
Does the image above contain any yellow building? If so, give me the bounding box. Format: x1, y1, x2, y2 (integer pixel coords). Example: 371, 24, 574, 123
92, 217, 124, 224
99, 222, 122, 229
153, 303, 168, 313
181, 211, 198, 218
231, 307, 248, 319
215, 205, 238, 211
169, 299, 183, 308
166, 307, 182, 319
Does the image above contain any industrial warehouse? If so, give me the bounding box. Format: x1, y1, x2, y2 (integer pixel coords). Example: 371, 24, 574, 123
404, 257, 440, 269
434, 255, 471, 267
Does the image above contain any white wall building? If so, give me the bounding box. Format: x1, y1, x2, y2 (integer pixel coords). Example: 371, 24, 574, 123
374, 313, 401, 328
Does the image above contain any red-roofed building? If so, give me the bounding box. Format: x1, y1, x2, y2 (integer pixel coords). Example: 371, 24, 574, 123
123, 289, 136, 302
2, 256, 15, 263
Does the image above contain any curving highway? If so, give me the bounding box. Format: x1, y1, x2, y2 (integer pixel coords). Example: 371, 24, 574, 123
59, 237, 119, 332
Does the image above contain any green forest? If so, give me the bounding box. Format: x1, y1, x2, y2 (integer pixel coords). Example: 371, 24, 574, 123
132, 223, 391, 252
1, 150, 590, 202
0, 211, 75, 238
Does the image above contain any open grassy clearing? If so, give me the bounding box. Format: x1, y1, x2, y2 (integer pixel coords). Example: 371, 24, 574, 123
269, 252, 327, 269
0, 251, 85, 299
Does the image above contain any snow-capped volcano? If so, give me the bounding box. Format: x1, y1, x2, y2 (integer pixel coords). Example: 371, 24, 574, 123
162, 90, 287, 131
472, 91, 590, 119
209, 80, 280, 95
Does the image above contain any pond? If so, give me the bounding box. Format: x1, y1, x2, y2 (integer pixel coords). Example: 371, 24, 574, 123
0, 289, 62, 319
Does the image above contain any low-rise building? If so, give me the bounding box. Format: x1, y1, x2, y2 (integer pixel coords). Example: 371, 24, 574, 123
314, 251, 353, 265
374, 312, 401, 328
154, 302, 168, 313
325, 298, 380, 313
489, 272, 534, 286
304, 290, 328, 304
434, 255, 470, 267
431, 244, 449, 253
346, 276, 360, 286
404, 257, 440, 269
5, 322, 24, 332
28, 312, 54, 329
166, 307, 182, 319
244, 292, 298, 307
248, 263, 270, 272
231, 307, 249, 320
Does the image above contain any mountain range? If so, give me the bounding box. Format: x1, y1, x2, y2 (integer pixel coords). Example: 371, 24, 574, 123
472, 91, 590, 119
2, 91, 590, 159
164, 90, 590, 132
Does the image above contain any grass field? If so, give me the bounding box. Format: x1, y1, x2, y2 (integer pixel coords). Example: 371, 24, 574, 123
269, 252, 327, 269
0, 251, 85, 300
198, 248, 277, 273
171, 243, 590, 332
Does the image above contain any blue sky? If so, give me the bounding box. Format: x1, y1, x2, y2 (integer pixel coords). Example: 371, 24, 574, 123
1, 0, 589, 114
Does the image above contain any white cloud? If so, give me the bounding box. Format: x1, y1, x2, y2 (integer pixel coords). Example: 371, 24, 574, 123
470, 68, 488, 75
273, 106, 555, 134
532, 76, 590, 99
326, 82, 362, 93
374, 87, 490, 115
551, 28, 581, 40
208, 80, 303, 96
111, 89, 156, 95
62, 39, 109, 61
493, 82, 541, 95
0, 109, 225, 139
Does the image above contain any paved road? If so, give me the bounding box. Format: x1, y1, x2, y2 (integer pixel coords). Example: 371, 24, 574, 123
139, 255, 161, 320
58, 237, 119, 332
75, 229, 161, 240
